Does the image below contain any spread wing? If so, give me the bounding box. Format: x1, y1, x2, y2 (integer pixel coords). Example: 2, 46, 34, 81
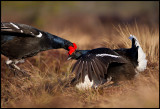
1, 22, 44, 37
72, 48, 128, 83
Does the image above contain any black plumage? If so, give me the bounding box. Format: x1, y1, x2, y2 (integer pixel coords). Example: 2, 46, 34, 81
1, 22, 76, 75
68, 35, 147, 89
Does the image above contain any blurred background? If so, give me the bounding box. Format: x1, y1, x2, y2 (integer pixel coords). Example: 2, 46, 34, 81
1, 1, 159, 108
1, 1, 159, 43
2, 1, 159, 27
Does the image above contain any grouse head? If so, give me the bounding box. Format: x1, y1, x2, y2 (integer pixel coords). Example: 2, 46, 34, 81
67, 50, 89, 60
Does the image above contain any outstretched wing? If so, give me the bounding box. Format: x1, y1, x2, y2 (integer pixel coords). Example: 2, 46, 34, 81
72, 48, 128, 83
1, 22, 44, 37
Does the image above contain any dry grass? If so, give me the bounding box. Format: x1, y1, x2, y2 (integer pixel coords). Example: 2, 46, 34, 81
1, 23, 159, 108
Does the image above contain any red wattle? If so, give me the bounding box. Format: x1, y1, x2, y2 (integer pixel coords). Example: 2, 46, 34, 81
68, 43, 77, 55
68, 48, 75, 55
68, 46, 74, 50
73, 43, 77, 49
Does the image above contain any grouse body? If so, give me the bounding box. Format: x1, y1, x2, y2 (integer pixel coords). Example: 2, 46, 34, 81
69, 35, 147, 89
1, 22, 77, 75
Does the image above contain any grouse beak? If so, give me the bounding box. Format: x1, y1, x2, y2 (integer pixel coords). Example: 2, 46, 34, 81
67, 56, 72, 60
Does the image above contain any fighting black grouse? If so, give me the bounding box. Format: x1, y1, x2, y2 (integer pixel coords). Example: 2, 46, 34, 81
68, 35, 147, 90
1, 22, 77, 75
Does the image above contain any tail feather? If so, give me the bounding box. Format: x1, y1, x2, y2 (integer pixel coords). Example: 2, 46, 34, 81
129, 35, 147, 72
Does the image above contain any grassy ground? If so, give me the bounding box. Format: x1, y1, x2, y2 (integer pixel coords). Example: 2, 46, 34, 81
1, 23, 159, 108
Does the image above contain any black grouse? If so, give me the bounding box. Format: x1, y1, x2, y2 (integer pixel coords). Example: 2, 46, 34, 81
68, 35, 147, 90
1, 22, 77, 75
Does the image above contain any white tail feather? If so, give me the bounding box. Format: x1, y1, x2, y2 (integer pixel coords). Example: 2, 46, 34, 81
129, 35, 147, 72
76, 75, 103, 90
76, 75, 93, 90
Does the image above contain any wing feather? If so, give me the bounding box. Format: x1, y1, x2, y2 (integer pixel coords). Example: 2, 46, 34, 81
81, 61, 86, 83
92, 59, 102, 79
75, 60, 83, 80
1, 22, 43, 37
91, 61, 101, 81
72, 59, 81, 72
71, 48, 128, 84
95, 57, 110, 74
87, 61, 93, 82
94, 57, 105, 78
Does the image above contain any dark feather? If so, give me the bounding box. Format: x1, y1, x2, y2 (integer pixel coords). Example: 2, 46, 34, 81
75, 59, 83, 81
1, 22, 42, 37
81, 61, 86, 83
71, 48, 129, 83
94, 58, 105, 78
91, 61, 101, 81
72, 59, 81, 73
87, 61, 93, 82
92, 59, 102, 79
